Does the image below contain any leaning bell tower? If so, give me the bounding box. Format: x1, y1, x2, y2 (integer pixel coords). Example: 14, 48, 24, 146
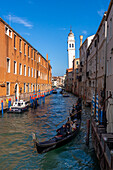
67, 28, 75, 68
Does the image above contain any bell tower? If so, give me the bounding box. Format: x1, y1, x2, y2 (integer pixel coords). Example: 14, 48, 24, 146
67, 28, 75, 68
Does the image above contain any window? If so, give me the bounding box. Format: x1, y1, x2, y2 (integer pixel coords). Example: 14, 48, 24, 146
5, 26, 8, 35
24, 65, 26, 76
14, 61, 17, 74
72, 44, 74, 48
9, 29, 12, 38
7, 58, 10, 73
19, 39, 22, 52
38, 70, 40, 76
19, 63, 22, 75
14, 34, 16, 49
107, 60, 109, 76
24, 83, 26, 93
39, 56, 40, 62
110, 18, 112, 38
69, 44, 71, 48
28, 83, 29, 92
76, 61, 78, 65
34, 69, 36, 78
28, 46, 30, 58
28, 67, 30, 77
34, 51, 36, 60
24, 43, 26, 55
31, 83, 33, 92
34, 84, 35, 91
107, 25, 109, 42
110, 57, 112, 75
31, 68, 33, 77
31, 48, 33, 59
6, 82, 10, 95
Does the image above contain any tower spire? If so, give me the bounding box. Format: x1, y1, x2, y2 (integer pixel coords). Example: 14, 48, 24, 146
70, 25, 72, 32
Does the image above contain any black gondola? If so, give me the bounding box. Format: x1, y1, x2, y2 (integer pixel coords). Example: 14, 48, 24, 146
33, 119, 81, 154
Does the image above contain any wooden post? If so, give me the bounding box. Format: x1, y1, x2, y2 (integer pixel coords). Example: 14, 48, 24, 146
86, 119, 90, 146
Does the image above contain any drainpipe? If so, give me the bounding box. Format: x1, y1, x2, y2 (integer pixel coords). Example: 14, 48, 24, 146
103, 15, 107, 127
94, 37, 98, 117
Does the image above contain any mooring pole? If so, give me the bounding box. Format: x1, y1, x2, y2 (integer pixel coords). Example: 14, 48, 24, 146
86, 119, 90, 146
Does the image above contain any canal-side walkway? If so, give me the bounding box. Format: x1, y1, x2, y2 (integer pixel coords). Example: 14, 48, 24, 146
91, 118, 113, 170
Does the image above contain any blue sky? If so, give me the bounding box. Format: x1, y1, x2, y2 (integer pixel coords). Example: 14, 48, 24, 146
0, 0, 111, 76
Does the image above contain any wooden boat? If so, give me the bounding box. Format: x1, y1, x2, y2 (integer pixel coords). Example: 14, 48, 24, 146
7, 100, 29, 113
62, 93, 70, 97
53, 90, 57, 94
33, 119, 81, 153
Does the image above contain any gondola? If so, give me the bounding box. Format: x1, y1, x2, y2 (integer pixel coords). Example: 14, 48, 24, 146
62, 93, 70, 97
33, 119, 81, 154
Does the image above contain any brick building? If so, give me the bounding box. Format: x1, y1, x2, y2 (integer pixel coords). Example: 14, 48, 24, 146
0, 18, 52, 108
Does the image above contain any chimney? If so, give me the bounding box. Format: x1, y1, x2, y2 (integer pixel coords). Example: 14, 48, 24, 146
46, 53, 48, 61
80, 35, 83, 47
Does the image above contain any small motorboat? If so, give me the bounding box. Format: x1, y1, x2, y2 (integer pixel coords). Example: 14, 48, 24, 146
62, 93, 70, 97
33, 119, 81, 154
7, 100, 29, 113
53, 90, 57, 94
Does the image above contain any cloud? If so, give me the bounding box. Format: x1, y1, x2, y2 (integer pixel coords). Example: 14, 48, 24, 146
28, 0, 33, 4
4, 15, 33, 28
97, 9, 105, 17
24, 33, 30, 36
82, 30, 87, 35
58, 28, 66, 31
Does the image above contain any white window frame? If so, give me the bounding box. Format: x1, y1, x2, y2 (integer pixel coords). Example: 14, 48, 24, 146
38, 70, 40, 76
19, 38, 22, 53
31, 68, 33, 77
34, 69, 36, 78
6, 82, 10, 96
39, 56, 40, 62
19, 63, 22, 75
7, 58, 10, 73
24, 65, 26, 76
14, 61, 17, 74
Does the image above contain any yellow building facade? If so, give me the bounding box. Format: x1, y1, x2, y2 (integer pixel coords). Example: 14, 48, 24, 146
0, 18, 52, 107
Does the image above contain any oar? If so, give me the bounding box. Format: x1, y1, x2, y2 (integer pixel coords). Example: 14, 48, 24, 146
55, 117, 68, 127
71, 110, 82, 117
55, 109, 71, 127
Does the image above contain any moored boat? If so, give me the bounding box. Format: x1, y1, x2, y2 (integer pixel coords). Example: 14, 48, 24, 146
33, 119, 81, 153
7, 100, 29, 113
62, 93, 70, 97
53, 90, 57, 94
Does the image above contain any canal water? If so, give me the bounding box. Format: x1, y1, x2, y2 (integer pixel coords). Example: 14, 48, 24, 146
0, 90, 100, 169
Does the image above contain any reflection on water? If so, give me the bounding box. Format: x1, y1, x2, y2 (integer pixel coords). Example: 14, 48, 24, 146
0, 91, 100, 169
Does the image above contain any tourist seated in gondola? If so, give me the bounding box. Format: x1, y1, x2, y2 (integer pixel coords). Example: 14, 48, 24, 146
56, 124, 67, 137
71, 121, 76, 131
72, 104, 75, 113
